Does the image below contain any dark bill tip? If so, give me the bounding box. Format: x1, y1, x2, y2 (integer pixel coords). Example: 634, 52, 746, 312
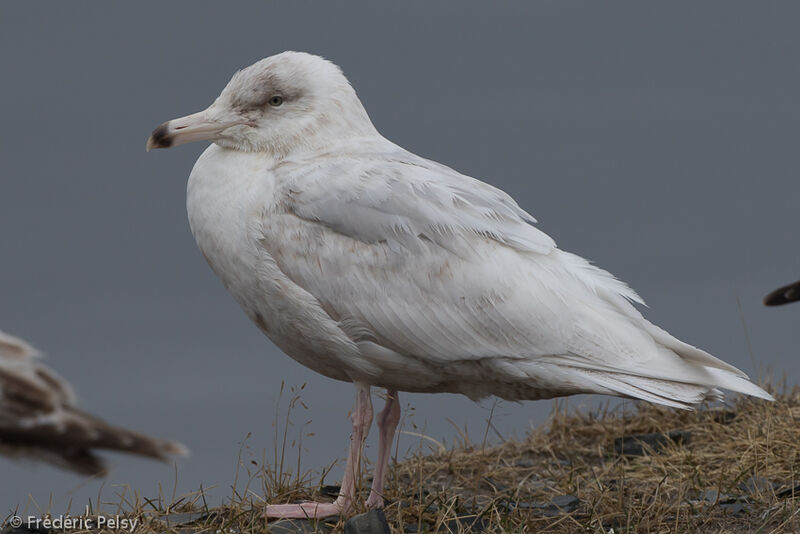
146, 123, 173, 150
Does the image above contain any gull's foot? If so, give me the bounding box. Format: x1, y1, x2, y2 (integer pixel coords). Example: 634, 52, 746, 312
364, 493, 385, 509
264, 500, 344, 519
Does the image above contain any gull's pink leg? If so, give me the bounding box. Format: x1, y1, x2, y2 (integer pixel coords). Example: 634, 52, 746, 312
265, 383, 373, 519
365, 390, 400, 509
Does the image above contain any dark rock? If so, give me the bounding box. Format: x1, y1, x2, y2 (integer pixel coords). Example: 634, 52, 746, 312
720, 501, 751, 516
403, 523, 427, 533
441, 515, 487, 532
424, 503, 439, 513
3, 527, 52, 534
738, 475, 776, 494
270, 519, 332, 534
695, 489, 737, 505
158, 512, 208, 526
514, 457, 534, 468
776, 483, 800, 498
614, 431, 691, 456
344, 510, 390, 534
712, 410, 737, 424
482, 477, 509, 492
506, 495, 580, 517
551, 494, 580, 512
320, 485, 341, 498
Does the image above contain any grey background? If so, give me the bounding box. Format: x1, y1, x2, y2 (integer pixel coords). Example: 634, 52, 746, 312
1, 1, 797, 514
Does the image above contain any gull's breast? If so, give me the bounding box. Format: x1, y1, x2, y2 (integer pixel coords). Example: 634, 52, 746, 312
185, 145, 357, 382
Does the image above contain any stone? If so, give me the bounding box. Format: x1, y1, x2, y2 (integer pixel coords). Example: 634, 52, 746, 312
506, 495, 580, 517
776, 483, 800, 498
694, 489, 737, 505
720, 501, 751, 516
738, 475, 775, 494
270, 519, 332, 534
551, 494, 580, 512
320, 485, 341, 498
343, 510, 390, 534
441, 515, 487, 532
2, 527, 51, 534
514, 457, 534, 468
613, 431, 690, 456
158, 512, 208, 526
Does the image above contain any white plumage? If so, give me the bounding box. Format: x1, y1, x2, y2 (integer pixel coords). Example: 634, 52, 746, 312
148, 51, 772, 518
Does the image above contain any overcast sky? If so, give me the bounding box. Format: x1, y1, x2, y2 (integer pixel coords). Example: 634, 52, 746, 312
1, 2, 798, 513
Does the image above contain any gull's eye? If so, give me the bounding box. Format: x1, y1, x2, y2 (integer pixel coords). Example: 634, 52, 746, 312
268, 95, 284, 107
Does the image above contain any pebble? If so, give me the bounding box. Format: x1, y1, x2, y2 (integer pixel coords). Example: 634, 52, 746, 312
738, 475, 776, 494
514, 458, 534, 468
343, 510, 391, 534
505, 494, 580, 516
442, 515, 487, 532
270, 519, 332, 534
614, 431, 691, 456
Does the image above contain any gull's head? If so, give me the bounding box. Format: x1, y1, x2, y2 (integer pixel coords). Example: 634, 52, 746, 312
147, 51, 376, 155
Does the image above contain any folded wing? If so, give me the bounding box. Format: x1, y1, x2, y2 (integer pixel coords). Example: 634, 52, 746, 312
262, 148, 772, 406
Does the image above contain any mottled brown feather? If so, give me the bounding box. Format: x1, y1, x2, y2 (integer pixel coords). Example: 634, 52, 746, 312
0, 330, 187, 475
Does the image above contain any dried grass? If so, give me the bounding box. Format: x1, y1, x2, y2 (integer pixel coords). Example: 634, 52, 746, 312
8, 382, 800, 533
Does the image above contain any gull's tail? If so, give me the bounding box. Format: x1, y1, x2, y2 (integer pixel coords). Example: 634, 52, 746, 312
551, 314, 775, 410
0, 408, 188, 476
519, 253, 775, 409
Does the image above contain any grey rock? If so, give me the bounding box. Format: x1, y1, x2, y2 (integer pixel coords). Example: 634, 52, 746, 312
158, 512, 208, 526
270, 519, 332, 534
320, 485, 341, 498
441, 515, 487, 532
720, 501, 751, 516
551, 494, 580, 511
614, 431, 690, 456
506, 495, 580, 517
694, 489, 737, 505
738, 475, 776, 494
712, 410, 737, 424
776, 483, 800, 498
514, 457, 534, 468
343, 510, 390, 534
482, 477, 509, 492
3, 527, 51, 534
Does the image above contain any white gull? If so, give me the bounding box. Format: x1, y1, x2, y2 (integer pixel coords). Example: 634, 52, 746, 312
147, 51, 772, 518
